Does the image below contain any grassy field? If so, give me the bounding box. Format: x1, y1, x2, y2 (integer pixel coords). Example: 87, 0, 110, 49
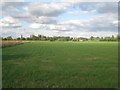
2, 42, 118, 88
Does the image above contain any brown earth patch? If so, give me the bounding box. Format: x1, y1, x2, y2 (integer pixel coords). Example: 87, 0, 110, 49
1, 41, 50, 45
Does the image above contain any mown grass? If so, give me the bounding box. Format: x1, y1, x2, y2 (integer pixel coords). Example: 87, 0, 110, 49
2, 42, 118, 88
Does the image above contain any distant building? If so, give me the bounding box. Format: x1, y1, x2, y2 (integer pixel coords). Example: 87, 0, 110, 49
79, 40, 83, 41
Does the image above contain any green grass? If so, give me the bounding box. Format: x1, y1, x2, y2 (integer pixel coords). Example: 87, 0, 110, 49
2, 42, 118, 88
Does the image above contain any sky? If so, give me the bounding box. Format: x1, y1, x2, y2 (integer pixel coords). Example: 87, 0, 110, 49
0, 0, 118, 38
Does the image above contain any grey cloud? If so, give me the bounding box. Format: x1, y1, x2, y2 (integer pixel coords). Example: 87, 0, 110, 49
71, 2, 118, 14
97, 3, 118, 14
58, 13, 118, 32
1, 2, 24, 9
1, 2, 25, 18
15, 15, 57, 24
24, 2, 68, 17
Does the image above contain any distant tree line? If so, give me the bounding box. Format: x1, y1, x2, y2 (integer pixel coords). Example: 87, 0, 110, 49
1, 34, 120, 41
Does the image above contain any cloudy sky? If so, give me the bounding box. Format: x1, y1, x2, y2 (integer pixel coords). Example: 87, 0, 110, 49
0, 0, 118, 38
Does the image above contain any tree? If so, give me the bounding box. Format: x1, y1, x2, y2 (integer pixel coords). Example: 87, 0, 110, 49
90, 36, 94, 40
20, 37, 26, 40
6, 36, 13, 40
117, 35, 120, 41
112, 35, 114, 39
38, 34, 42, 40
17, 37, 21, 40
30, 35, 38, 40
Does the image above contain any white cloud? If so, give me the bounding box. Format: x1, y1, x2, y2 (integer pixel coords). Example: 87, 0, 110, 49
0, 16, 22, 28
48, 24, 70, 31
68, 10, 96, 15
112, 20, 118, 25
1, 0, 24, 2
29, 23, 47, 29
